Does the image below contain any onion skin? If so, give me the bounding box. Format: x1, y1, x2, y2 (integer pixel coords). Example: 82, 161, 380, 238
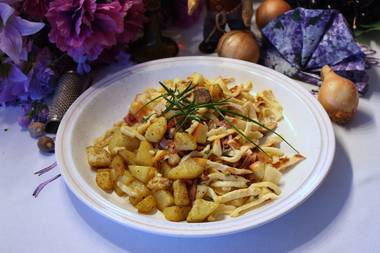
318, 66, 359, 124
217, 31, 260, 63
256, 0, 291, 30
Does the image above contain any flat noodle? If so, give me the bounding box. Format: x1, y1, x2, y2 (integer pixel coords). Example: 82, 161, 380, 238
273, 154, 306, 171
206, 172, 249, 183
215, 184, 261, 203
211, 181, 248, 188
230, 193, 278, 217
206, 161, 253, 175
120, 125, 145, 141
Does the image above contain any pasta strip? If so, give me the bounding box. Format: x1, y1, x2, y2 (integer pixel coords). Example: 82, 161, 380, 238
230, 193, 278, 217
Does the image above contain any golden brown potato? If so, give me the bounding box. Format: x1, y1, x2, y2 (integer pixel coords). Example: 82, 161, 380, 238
209, 84, 224, 101
118, 149, 136, 165
96, 169, 114, 192
129, 165, 156, 183
110, 155, 126, 180
108, 128, 140, 153
174, 132, 197, 151
129, 196, 142, 206
186, 199, 219, 222
173, 180, 190, 206
192, 123, 208, 144
147, 175, 171, 191
263, 164, 282, 185
136, 195, 157, 214
114, 183, 126, 197
118, 170, 134, 186
119, 180, 150, 200
135, 140, 154, 166
160, 161, 172, 178
145, 117, 167, 143
167, 158, 206, 179
163, 206, 191, 222
87, 146, 112, 167
153, 190, 174, 211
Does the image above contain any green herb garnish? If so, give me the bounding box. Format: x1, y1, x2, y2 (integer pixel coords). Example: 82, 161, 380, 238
137, 81, 298, 156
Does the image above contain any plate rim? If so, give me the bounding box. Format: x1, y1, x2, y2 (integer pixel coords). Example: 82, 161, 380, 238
56, 56, 335, 237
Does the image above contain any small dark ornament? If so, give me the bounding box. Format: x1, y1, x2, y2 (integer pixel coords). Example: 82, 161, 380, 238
38, 136, 55, 153
28, 122, 46, 138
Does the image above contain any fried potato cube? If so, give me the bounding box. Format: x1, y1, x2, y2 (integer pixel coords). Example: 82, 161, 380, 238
129, 196, 142, 206
153, 190, 174, 211
249, 161, 265, 181
110, 155, 126, 180
118, 149, 136, 165
174, 132, 197, 151
114, 183, 126, 197
87, 146, 111, 167
186, 199, 219, 222
129, 165, 156, 183
188, 72, 204, 85
120, 180, 150, 200
135, 140, 154, 166
145, 117, 167, 143
96, 169, 114, 192
192, 123, 208, 144
263, 164, 282, 185
173, 180, 190, 206
209, 84, 224, 101
167, 158, 206, 180
118, 170, 134, 185
163, 206, 191, 222
108, 128, 140, 153
136, 195, 157, 214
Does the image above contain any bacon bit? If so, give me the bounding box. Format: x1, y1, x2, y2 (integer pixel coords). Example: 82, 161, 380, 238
167, 119, 177, 129
227, 139, 241, 149
256, 152, 273, 163
240, 153, 255, 169
219, 120, 232, 129
124, 112, 138, 126
189, 181, 197, 206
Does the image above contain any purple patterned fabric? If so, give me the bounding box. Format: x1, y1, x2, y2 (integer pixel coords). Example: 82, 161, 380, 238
261, 8, 368, 94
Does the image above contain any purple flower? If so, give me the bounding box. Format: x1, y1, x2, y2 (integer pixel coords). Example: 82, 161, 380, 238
118, 0, 145, 44
0, 3, 44, 64
46, 0, 126, 65
28, 48, 56, 100
0, 62, 29, 103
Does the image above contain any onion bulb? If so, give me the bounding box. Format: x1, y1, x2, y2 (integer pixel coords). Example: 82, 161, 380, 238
318, 65, 359, 124
256, 0, 291, 30
217, 31, 260, 63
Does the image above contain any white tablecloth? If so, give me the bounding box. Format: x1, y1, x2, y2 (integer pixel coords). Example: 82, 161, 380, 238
1, 14, 380, 253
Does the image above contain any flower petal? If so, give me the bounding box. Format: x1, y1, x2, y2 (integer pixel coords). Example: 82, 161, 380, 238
11, 16, 44, 36
0, 25, 23, 64
0, 3, 14, 24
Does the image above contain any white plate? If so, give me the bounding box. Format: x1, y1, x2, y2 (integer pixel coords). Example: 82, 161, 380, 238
56, 56, 335, 237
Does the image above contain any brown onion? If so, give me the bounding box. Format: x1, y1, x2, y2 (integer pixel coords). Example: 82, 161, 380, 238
256, 0, 291, 30
217, 31, 260, 63
318, 66, 359, 124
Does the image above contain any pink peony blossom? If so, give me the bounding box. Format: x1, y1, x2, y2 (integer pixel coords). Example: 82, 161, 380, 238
46, 0, 126, 63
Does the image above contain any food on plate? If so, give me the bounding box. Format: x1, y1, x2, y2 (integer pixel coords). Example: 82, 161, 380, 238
86, 73, 305, 222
